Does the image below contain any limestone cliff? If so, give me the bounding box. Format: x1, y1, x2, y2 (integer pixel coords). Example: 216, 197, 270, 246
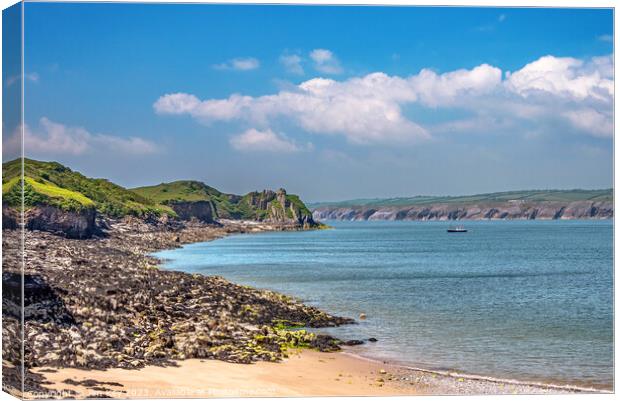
312, 200, 613, 221
241, 188, 316, 228
131, 181, 318, 228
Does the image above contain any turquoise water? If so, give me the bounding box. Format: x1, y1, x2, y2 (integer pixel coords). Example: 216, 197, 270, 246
153, 220, 613, 390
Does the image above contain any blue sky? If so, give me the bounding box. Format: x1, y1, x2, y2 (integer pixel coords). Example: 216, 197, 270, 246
6, 3, 614, 201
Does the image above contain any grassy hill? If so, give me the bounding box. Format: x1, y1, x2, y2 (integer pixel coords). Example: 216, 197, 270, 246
2, 158, 174, 218
131, 181, 312, 221
308, 189, 613, 209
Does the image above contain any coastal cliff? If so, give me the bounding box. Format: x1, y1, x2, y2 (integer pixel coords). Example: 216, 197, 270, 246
311, 190, 613, 221
131, 181, 317, 228
312, 201, 614, 221
166, 200, 216, 223
1, 159, 318, 238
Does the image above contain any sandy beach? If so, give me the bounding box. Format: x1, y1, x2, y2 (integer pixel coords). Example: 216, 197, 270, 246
32, 349, 412, 398
31, 348, 592, 399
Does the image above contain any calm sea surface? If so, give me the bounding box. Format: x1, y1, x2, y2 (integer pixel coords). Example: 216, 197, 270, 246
153, 220, 613, 390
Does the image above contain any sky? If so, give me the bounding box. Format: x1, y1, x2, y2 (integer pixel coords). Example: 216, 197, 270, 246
3, 3, 614, 202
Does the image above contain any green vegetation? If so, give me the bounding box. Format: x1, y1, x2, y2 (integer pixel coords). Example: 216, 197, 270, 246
26, 177, 94, 207
308, 189, 613, 209
286, 194, 312, 216
3, 176, 93, 212
2, 158, 315, 224
128, 180, 221, 203
272, 319, 306, 330
131, 180, 252, 219
2, 158, 174, 217
132, 181, 314, 222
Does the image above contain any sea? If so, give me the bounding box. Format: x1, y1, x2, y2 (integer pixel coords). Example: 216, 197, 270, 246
152, 220, 614, 391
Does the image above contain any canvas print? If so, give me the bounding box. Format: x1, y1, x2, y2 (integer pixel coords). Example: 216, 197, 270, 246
1, 2, 614, 399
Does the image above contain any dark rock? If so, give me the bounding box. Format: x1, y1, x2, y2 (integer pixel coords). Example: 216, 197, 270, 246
368, 337, 378, 342
2, 204, 18, 230
25, 205, 98, 239
3, 272, 75, 325
62, 379, 123, 388
167, 200, 215, 223
309, 334, 342, 352
343, 339, 364, 346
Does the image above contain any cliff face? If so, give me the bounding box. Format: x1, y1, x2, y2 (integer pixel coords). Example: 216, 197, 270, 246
2, 159, 319, 238
24, 205, 98, 239
130, 180, 317, 228
312, 201, 613, 221
167, 200, 216, 223
241, 189, 317, 228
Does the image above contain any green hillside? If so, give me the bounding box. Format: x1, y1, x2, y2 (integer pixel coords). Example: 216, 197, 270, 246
130, 180, 221, 203
309, 189, 613, 209
2, 158, 174, 217
131, 181, 312, 221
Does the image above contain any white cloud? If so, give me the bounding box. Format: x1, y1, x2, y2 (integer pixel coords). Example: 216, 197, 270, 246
309, 49, 343, 74
498, 14, 506, 22
8, 118, 160, 156
505, 55, 613, 102
410, 64, 502, 107
230, 128, 308, 153
213, 57, 260, 71
280, 54, 304, 75
597, 34, 613, 42
155, 72, 431, 144
155, 54, 613, 143
5, 72, 39, 88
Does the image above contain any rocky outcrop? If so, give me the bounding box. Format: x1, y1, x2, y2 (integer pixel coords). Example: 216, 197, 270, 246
23, 205, 98, 239
312, 201, 613, 221
245, 188, 317, 228
167, 200, 215, 223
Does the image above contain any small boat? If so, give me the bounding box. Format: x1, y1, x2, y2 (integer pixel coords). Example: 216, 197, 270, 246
447, 225, 467, 233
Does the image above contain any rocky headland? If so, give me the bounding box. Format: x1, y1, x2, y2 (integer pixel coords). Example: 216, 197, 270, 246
2, 158, 321, 240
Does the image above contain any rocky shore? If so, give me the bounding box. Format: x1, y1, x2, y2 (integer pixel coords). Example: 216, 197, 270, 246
2, 219, 353, 398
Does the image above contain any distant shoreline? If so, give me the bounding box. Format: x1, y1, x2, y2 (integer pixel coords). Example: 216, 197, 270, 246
312, 199, 613, 221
